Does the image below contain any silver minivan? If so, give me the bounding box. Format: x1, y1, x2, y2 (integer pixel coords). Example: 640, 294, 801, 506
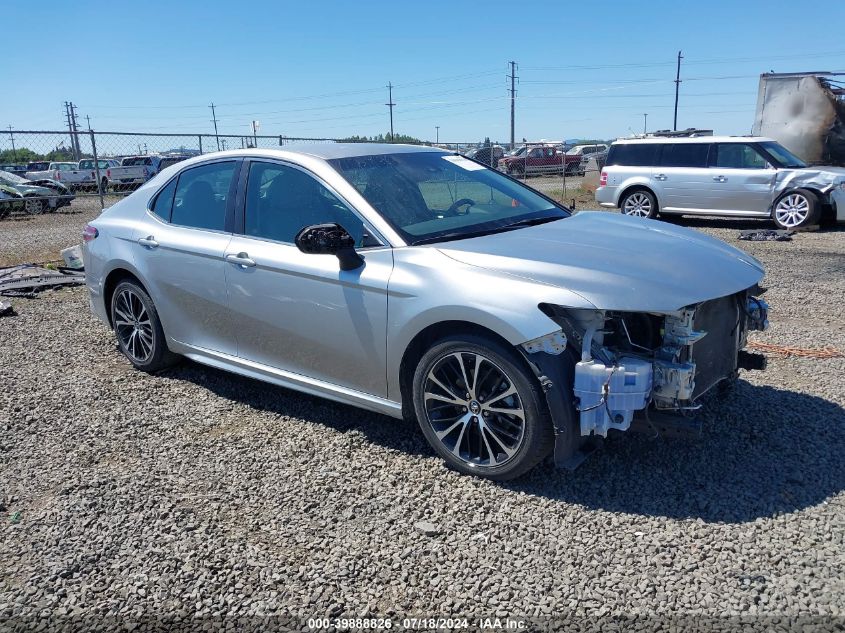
595, 136, 845, 229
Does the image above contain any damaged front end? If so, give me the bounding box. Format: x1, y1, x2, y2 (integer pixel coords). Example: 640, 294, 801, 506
521, 290, 769, 466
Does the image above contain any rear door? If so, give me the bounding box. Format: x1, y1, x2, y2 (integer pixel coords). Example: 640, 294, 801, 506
134, 159, 240, 355
708, 143, 776, 215
653, 142, 713, 213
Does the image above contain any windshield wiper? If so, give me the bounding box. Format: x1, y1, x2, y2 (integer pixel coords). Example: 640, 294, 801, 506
410, 215, 563, 246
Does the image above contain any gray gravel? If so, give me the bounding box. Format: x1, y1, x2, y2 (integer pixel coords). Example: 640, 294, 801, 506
0, 205, 843, 627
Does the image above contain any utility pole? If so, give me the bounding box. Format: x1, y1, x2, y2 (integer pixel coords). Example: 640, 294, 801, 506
86, 115, 92, 131
507, 61, 518, 150
7, 126, 16, 162
64, 102, 75, 159
385, 82, 395, 142
673, 50, 683, 131
251, 120, 259, 148
69, 102, 81, 159
209, 103, 220, 151
643, 113, 648, 135
435, 126, 440, 144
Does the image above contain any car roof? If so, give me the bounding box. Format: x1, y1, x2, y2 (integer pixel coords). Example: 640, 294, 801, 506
170, 143, 449, 164
613, 136, 776, 145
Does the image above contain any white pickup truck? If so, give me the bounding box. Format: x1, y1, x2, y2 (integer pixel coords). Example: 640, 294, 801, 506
25, 162, 95, 191
104, 156, 163, 191
78, 159, 121, 194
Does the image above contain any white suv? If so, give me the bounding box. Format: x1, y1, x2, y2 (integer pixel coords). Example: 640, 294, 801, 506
595, 136, 845, 229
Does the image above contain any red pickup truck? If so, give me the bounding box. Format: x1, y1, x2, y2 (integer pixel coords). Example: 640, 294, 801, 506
497, 144, 577, 176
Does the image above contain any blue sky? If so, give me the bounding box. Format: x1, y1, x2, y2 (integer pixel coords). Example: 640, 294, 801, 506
4, 0, 845, 143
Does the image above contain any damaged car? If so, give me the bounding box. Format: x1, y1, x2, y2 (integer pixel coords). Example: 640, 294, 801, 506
0, 170, 72, 214
83, 144, 769, 480
596, 136, 845, 229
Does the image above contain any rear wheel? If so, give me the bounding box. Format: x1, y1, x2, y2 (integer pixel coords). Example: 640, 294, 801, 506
412, 335, 553, 480
99, 178, 109, 195
772, 189, 820, 229
620, 189, 658, 219
110, 280, 178, 372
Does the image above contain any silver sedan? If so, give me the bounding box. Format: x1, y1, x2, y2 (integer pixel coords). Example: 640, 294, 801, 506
83, 144, 769, 480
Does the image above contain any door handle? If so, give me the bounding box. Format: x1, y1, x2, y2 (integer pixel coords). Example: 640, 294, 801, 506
137, 236, 159, 248
224, 252, 256, 268
654, 173, 667, 181
712, 175, 727, 182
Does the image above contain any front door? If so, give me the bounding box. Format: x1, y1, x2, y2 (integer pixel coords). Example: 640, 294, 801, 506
708, 143, 777, 215
224, 160, 392, 397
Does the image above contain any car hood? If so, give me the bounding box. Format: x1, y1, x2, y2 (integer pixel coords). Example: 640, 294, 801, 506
436, 212, 765, 313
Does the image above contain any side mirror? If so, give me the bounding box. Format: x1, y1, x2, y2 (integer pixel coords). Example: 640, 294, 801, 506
294, 223, 364, 271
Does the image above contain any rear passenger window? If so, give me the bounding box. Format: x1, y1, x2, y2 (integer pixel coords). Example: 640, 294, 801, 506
714, 144, 768, 169
660, 143, 710, 168
150, 177, 177, 221
170, 161, 236, 231
606, 143, 661, 167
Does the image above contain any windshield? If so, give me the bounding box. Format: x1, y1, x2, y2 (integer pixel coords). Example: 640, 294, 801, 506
0, 170, 28, 185
506, 147, 526, 157
759, 141, 807, 168
328, 151, 568, 245
565, 147, 584, 156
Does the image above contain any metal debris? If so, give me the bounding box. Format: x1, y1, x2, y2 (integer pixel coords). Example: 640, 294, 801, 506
738, 229, 795, 242
0, 264, 85, 297
0, 300, 14, 316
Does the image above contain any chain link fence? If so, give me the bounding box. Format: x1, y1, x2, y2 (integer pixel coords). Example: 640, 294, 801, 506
0, 130, 604, 219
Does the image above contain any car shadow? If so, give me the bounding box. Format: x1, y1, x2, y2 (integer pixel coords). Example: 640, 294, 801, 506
660, 215, 845, 233
160, 362, 844, 523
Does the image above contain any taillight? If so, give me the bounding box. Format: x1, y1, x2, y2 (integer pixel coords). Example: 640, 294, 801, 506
54, 170, 61, 180
82, 225, 98, 242
106, 169, 111, 179
600, 171, 608, 187
143, 167, 149, 177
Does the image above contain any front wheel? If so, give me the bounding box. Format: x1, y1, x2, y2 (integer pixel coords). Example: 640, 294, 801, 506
620, 189, 658, 219
412, 335, 553, 480
23, 196, 46, 215
110, 280, 178, 372
772, 189, 820, 229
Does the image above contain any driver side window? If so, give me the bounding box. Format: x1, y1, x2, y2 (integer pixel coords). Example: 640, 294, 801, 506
244, 162, 368, 246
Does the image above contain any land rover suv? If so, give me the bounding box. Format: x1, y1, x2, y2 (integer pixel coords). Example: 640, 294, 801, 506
595, 136, 845, 229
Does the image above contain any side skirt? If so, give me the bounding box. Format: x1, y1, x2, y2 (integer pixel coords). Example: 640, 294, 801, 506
168, 340, 404, 419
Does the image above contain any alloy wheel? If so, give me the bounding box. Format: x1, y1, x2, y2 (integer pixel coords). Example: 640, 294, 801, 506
24, 198, 43, 215
423, 351, 525, 468
622, 192, 652, 217
113, 288, 154, 363
774, 193, 810, 228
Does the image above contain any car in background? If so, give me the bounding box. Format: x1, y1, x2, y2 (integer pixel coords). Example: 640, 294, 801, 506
79, 159, 121, 193
0, 170, 71, 214
106, 155, 171, 191
25, 161, 94, 191
497, 143, 564, 176
26, 161, 50, 172
0, 164, 28, 177
0, 185, 23, 218
465, 146, 505, 168
595, 136, 845, 229
83, 144, 769, 480
563, 144, 609, 175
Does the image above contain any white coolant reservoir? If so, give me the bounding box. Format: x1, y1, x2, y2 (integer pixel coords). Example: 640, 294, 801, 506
573, 357, 653, 437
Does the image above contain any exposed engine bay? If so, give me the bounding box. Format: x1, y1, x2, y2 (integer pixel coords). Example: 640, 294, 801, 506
526, 290, 769, 438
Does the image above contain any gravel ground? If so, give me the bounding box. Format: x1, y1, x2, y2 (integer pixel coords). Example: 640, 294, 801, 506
1, 195, 844, 629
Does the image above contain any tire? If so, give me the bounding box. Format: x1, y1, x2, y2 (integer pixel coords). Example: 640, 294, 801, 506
412, 334, 554, 480
772, 188, 820, 229
509, 163, 525, 177
23, 196, 46, 215
99, 178, 109, 195
110, 280, 178, 372
620, 189, 658, 219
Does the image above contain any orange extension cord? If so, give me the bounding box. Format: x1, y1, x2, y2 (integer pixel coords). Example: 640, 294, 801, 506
747, 341, 844, 359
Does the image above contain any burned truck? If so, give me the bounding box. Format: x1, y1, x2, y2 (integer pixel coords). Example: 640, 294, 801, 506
753, 71, 845, 166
